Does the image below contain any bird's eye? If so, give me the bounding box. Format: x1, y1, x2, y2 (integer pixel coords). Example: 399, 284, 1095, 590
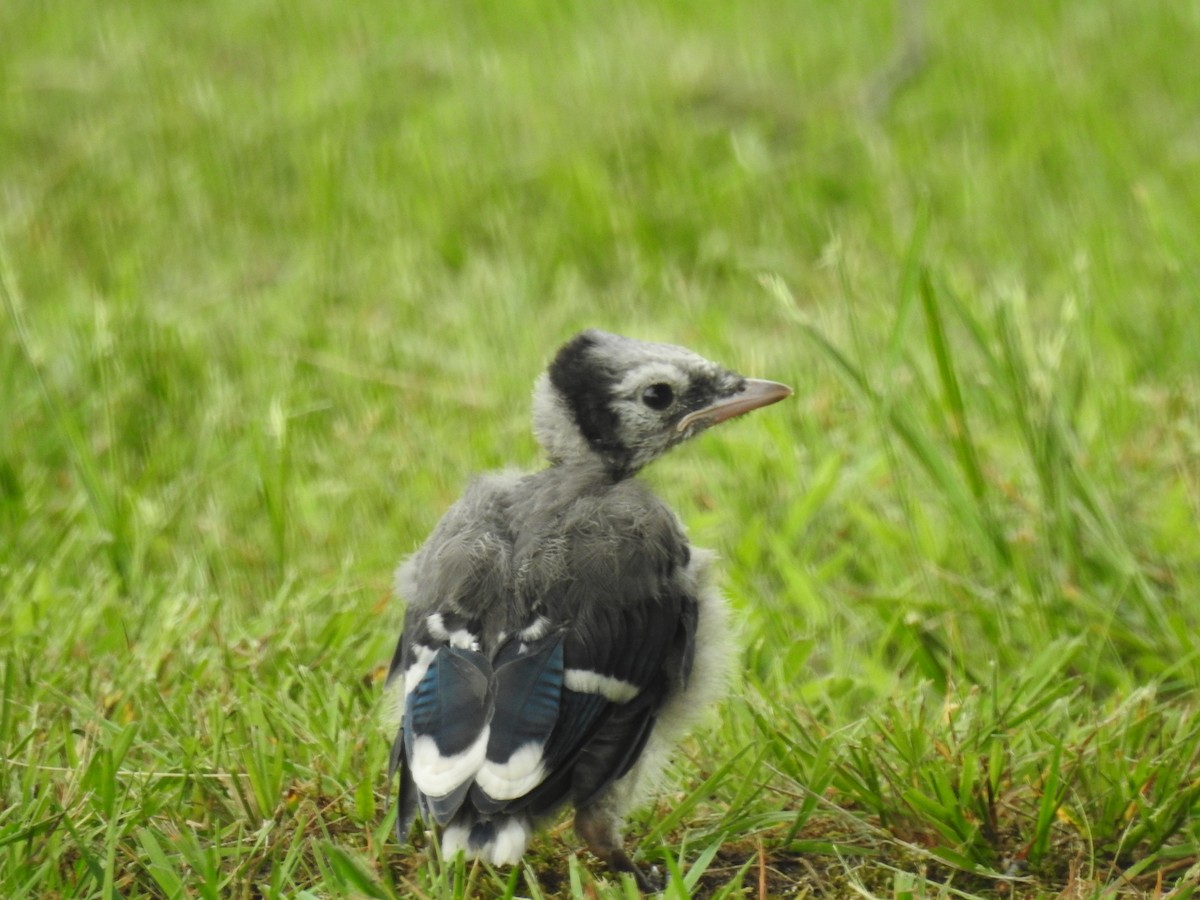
641, 383, 675, 410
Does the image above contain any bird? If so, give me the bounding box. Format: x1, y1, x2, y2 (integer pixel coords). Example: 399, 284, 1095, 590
385, 328, 791, 889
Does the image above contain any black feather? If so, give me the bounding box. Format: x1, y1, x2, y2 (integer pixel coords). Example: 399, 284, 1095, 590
676, 594, 699, 687
425, 780, 475, 825
392, 731, 419, 841
571, 700, 660, 809
385, 629, 408, 684
547, 331, 631, 472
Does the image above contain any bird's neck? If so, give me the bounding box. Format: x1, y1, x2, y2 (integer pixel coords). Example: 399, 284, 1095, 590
546, 453, 636, 486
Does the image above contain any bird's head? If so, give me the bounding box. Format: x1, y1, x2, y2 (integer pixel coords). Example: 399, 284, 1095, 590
532, 329, 792, 478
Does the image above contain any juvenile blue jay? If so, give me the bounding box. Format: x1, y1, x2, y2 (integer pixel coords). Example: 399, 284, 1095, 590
386, 329, 790, 888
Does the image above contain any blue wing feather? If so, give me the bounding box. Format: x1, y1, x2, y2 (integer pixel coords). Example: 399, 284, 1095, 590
404, 645, 494, 824
405, 646, 492, 756
487, 635, 564, 759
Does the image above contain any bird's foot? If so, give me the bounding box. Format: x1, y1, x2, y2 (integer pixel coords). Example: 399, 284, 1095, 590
606, 847, 663, 894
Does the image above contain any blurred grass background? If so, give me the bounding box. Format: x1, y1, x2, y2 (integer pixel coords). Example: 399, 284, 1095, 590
2, 0, 1199, 896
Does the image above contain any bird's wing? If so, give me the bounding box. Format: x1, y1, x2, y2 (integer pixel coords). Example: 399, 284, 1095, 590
482, 488, 699, 818
391, 477, 699, 830
532, 591, 697, 814
392, 610, 503, 831
388, 476, 517, 833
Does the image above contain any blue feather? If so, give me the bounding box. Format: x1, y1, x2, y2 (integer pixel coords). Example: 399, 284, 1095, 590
405, 646, 492, 755
488, 635, 564, 759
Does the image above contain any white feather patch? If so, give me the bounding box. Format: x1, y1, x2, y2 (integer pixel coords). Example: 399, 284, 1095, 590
425, 613, 480, 651
409, 727, 490, 797
449, 630, 480, 651
485, 817, 529, 866
564, 668, 640, 703
519, 616, 551, 641
442, 818, 529, 866
441, 822, 470, 859
426, 613, 448, 639
474, 742, 547, 800
403, 645, 438, 697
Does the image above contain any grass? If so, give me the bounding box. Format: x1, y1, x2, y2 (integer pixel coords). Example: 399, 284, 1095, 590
2, 0, 1199, 896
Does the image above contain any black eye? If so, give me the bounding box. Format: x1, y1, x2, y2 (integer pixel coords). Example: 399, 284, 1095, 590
641, 383, 675, 410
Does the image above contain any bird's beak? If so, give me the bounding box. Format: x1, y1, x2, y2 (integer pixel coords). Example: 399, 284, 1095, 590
675, 379, 793, 433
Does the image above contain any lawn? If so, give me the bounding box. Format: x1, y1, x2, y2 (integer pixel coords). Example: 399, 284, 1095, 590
2, 0, 1199, 896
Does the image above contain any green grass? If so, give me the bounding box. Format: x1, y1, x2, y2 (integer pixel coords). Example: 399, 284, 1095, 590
2, 0, 1199, 896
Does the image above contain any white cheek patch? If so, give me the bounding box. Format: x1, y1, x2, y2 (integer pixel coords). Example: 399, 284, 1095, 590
409, 727, 491, 798
475, 742, 548, 801
564, 668, 640, 703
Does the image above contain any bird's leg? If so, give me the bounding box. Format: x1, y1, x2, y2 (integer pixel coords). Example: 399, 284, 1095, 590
575, 805, 661, 893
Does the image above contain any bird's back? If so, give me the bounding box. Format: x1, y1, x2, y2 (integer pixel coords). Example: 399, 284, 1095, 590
395, 465, 688, 646
387, 463, 697, 863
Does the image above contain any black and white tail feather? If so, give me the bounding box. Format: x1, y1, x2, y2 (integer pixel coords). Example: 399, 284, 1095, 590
384, 330, 790, 889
